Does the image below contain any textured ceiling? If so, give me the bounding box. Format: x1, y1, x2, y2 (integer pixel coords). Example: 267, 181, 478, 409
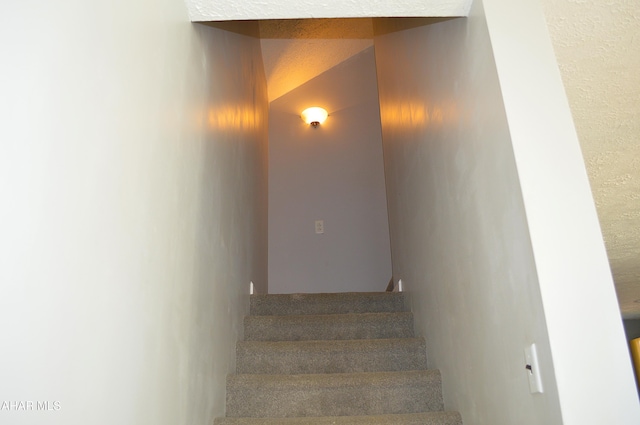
258, 18, 444, 103
259, 19, 374, 102
541, 0, 640, 317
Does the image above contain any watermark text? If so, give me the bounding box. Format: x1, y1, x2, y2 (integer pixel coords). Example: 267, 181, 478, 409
1, 401, 61, 411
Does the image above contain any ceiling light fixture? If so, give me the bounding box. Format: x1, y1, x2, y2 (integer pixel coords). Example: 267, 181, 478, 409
301, 107, 328, 128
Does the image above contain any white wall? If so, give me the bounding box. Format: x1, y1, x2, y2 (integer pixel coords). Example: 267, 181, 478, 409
269, 47, 392, 294
374, 14, 562, 425
374, 1, 640, 424
482, 0, 640, 423
0, 2, 267, 424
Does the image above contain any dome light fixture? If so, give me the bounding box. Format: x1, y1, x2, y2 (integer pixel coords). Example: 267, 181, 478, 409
301, 107, 328, 128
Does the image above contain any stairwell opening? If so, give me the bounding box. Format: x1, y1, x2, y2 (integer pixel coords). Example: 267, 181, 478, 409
197, 11, 591, 425
208, 16, 467, 296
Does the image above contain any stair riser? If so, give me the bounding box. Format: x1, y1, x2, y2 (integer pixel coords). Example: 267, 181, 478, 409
236, 339, 427, 374
250, 292, 406, 316
214, 411, 463, 425
244, 313, 415, 341
226, 371, 443, 418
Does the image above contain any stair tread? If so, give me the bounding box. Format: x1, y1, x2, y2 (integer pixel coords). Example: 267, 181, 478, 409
238, 337, 425, 346
228, 369, 440, 385
250, 292, 406, 316
236, 338, 427, 374
226, 370, 443, 417
246, 312, 412, 319
216, 292, 460, 423
215, 411, 462, 425
244, 312, 414, 341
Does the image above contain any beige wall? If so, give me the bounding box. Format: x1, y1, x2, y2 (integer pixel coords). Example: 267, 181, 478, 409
374, 0, 640, 423
268, 47, 392, 293
0, 2, 267, 424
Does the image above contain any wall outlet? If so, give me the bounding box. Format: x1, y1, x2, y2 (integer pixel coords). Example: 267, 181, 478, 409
315, 220, 324, 234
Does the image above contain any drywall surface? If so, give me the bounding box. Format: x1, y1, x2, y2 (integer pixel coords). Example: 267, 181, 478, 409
375, 0, 640, 423
187, 0, 472, 22
482, 0, 640, 423
0, 2, 267, 424
269, 47, 392, 294
374, 13, 562, 425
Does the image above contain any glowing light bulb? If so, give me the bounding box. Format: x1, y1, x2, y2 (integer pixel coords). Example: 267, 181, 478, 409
301, 107, 328, 128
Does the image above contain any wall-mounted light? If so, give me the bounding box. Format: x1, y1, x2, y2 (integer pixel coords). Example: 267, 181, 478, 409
301, 107, 328, 128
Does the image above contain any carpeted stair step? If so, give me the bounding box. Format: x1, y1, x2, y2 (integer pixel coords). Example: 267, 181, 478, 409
214, 291, 463, 425
250, 292, 406, 316
244, 312, 414, 341
214, 411, 463, 425
236, 338, 427, 374
225, 370, 443, 418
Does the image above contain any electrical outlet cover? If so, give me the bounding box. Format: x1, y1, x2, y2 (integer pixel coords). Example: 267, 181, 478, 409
524, 343, 544, 394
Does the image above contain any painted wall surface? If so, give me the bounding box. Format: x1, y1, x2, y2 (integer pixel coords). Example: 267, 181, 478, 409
0, 3, 267, 425
374, 0, 640, 423
482, 0, 640, 423
269, 47, 392, 294
374, 14, 562, 425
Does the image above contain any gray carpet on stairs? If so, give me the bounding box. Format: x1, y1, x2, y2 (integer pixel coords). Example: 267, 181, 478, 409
214, 412, 462, 425
244, 312, 415, 341
226, 370, 443, 417
236, 338, 427, 374
215, 291, 463, 425
250, 292, 406, 316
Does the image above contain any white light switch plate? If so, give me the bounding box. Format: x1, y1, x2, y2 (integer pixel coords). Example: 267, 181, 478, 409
524, 343, 544, 394
315, 220, 324, 234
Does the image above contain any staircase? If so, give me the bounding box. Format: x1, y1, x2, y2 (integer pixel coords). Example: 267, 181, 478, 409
214, 292, 462, 425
